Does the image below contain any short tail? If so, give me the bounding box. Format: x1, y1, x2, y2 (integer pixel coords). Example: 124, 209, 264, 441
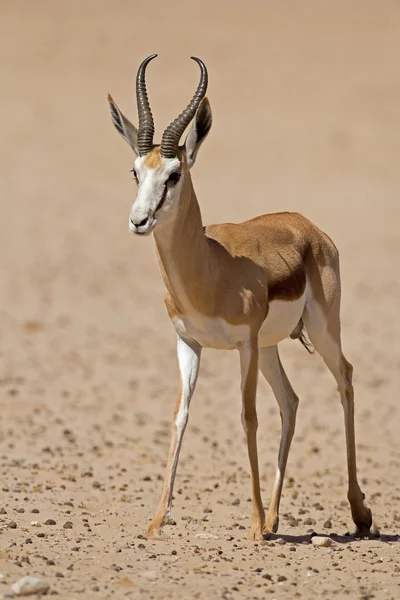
290, 318, 315, 354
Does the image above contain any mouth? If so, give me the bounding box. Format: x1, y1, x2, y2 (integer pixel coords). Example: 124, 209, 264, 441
129, 217, 156, 236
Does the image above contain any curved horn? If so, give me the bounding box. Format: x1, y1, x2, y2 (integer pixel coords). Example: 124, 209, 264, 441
136, 54, 157, 155
160, 57, 208, 158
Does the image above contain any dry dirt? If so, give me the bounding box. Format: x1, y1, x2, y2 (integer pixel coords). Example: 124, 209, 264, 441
1, 1, 400, 599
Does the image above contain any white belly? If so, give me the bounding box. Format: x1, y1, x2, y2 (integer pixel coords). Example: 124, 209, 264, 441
259, 294, 305, 346
172, 293, 305, 350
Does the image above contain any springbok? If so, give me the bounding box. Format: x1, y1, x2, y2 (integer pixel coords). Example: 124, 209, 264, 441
108, 55, 374, 541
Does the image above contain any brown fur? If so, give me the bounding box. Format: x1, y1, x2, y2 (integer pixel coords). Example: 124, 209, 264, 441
155, 171, 339, 332
144, 147, 163, 169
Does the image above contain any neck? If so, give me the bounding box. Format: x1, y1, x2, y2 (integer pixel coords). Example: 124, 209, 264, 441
154, 174, 210, 313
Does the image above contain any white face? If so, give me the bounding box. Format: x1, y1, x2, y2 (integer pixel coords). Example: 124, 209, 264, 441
128, 152, 183, 236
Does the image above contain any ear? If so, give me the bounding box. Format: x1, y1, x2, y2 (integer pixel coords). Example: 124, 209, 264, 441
108, 94, 139, 155
183, 97, 212, 168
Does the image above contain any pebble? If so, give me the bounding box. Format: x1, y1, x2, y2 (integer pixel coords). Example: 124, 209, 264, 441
8, 521, 17, 529
312, 536, 334, 548
276, 538, 286, 545
11, 576, 50, 596
44, 519, 56, 526
324, 520, 332, 529
195, 532, 219, 540
63, 521, 73, 529
0, 508, 7, 514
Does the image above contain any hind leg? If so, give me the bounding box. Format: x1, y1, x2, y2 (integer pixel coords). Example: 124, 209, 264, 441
259, 345, 299, 534
303, 307, 373, 535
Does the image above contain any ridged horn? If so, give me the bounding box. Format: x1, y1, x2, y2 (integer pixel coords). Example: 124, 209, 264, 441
160, 57, 208, 158
136, 54, 157, 155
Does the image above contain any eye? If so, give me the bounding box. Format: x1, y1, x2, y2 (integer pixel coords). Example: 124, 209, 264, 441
130, 168, 138, 180
167, 171, 181, 184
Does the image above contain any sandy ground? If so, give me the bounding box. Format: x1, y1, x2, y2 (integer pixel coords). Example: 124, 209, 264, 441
1, 1, 400, 598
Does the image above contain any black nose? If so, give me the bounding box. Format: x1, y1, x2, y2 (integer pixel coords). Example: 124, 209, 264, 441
133, 216, 149, 227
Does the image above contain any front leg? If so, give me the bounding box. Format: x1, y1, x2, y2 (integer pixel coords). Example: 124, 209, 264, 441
239, 338, 265, 541
146, 336, 201, 539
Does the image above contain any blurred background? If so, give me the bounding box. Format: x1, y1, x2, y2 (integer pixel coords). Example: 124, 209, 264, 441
0, 1, 399, 596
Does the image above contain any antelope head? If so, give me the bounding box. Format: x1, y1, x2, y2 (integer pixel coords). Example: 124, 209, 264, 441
108, 55, 212, 236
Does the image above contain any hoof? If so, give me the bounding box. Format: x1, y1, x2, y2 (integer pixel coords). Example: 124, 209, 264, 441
370, 523, 380, 538
353, 505, 373, 536
145, 528, 168, 541
263, 517, 279, 535
248, 527, 265, 542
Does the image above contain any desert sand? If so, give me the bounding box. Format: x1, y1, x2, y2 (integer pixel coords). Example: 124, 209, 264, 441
0, 1, 399, 598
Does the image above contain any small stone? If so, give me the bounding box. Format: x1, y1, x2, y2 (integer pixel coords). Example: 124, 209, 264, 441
44, 519, 56, 526
166, 518, 176, 526
8, 521, 17, 529
46, 559, 55, 566
324, 520, 332, 529
195, 532, 219, 540
232, 499, 240, 506
262, 573, 273, 581
55, 572, 64, 578
0, 508, 7, 514
31, 509, 39, 514
203, 507, 213, 514
276, 538, 286, 545
304, 518, 316, 526
63, 521, 73, 529
312, 535, 334, 547
92, 481, 102, 489
11, 575, 50, 596
171, 550, 177, 555
277, 575, 287, 582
